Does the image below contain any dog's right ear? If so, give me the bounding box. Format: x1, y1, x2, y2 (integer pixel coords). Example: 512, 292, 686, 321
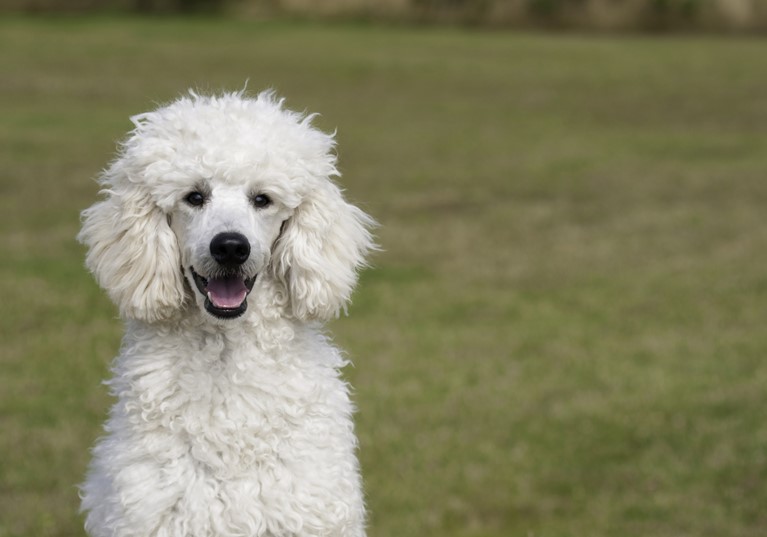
78, 166, 185, 323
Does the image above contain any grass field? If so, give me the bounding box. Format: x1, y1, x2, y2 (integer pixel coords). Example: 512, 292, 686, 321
2, 17, 767, 537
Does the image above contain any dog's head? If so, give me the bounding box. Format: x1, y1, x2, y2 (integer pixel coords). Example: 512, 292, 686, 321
78, 91, 375, 324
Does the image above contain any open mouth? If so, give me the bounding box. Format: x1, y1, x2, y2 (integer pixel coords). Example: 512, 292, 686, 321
191, 267, 257, 319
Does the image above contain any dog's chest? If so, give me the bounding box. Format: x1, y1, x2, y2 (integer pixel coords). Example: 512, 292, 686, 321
96, 331, 364, 537
121, 332, 353, 476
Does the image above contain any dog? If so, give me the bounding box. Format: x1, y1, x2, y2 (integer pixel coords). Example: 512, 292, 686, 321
77, 91, 375, 537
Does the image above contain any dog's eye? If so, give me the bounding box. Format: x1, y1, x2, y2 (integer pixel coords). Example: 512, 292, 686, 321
252, 194, 271, 209
184, 191, 205, 207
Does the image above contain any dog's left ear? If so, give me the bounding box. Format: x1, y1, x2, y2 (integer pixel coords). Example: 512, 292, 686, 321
78, 167, 185, 323
271, 180, 376, 322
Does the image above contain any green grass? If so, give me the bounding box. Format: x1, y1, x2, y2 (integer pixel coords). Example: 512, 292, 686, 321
2, 16, 767, 537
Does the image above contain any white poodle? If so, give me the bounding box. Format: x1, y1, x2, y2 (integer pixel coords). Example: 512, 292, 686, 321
77, 91, 376, 537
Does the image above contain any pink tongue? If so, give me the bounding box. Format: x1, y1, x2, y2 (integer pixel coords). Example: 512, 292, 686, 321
206, 276, 248, 309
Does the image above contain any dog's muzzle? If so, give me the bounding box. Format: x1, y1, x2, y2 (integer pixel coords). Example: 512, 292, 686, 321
191, 232, 257, 319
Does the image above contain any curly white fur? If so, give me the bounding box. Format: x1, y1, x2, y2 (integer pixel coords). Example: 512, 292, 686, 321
78, 91, 375, 537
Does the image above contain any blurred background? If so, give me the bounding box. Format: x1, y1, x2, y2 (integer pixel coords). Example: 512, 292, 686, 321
1, 2, 767, 537
3, 0, 767, 31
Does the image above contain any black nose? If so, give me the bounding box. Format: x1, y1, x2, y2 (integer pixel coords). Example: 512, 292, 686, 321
210, 232, 250, 267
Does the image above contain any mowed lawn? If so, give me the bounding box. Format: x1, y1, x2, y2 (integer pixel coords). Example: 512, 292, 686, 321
2, 17, 767, 537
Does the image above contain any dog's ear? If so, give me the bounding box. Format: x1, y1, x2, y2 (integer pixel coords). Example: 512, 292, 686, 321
78, 167, 185, 323
271, 180, 376, 322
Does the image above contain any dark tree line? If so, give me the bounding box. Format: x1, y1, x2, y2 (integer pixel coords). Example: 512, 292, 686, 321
132, 0, 232, 13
